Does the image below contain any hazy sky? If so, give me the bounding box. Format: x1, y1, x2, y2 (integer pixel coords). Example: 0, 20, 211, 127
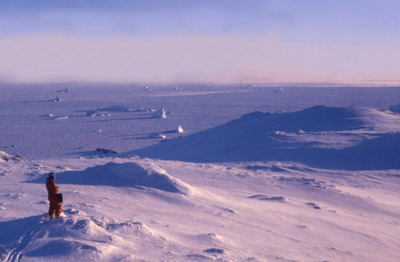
0, 0, 399, 83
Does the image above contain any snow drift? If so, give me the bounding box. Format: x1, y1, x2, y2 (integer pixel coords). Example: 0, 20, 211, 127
0, 209, 153, 262
32, 162, 193, 195
0, 151, 23, 162
128, 106, 400, 170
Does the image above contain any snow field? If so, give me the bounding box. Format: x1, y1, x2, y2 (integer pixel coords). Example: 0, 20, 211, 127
0, 85, 399, 261
1, 156, 399, 261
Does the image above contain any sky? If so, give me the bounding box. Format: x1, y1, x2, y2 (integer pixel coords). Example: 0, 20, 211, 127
0, 0, 399, 84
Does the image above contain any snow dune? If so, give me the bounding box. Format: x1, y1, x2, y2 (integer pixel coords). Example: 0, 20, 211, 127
129, 106, 400, 169
30, 161, 193, 195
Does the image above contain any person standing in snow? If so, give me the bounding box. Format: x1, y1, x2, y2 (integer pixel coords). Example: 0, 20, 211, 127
46, 172, 62, 218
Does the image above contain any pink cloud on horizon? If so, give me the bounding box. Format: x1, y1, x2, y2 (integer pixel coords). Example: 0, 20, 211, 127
0, 34, 399, 84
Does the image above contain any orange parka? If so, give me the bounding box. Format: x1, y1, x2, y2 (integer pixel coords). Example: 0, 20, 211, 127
46, 177, 59, 199
46, 177, 62, 217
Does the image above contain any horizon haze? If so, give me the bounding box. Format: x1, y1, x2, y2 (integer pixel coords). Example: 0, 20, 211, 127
0, 0, 399, 84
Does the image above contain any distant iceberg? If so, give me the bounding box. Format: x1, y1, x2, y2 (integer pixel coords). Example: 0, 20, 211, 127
153, 107, 168, 119
57, 88, 70, 93
177, 125, 184, 134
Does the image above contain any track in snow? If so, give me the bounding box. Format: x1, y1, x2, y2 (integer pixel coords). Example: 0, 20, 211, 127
4, 217, 48, 262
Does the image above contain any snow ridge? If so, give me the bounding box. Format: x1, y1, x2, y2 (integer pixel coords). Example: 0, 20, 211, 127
45, 161, 193, 195
129, 106, 400, 169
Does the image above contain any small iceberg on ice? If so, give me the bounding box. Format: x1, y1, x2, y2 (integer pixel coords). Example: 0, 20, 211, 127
153, 107, 168, 119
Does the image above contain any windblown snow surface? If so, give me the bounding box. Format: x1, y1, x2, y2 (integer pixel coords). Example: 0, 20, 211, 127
0, 84, 400, 262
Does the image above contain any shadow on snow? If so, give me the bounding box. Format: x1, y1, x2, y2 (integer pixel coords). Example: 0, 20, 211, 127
126, 106, 400, 170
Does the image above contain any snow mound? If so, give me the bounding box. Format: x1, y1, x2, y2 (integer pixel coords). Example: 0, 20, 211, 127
0, 210, 106, 262
277, 105, 364, 131
54, 162, 193, 195
0, 151, 23, 162
105, 221, 153, 236
0, 208, 171, 261
129, 106, 400, 170
196, 233, 221, 242
0, 209, 161, 261
238, 105, 365, 132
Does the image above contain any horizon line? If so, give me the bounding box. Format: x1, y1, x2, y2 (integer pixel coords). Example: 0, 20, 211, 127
0, 79, 399, 88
